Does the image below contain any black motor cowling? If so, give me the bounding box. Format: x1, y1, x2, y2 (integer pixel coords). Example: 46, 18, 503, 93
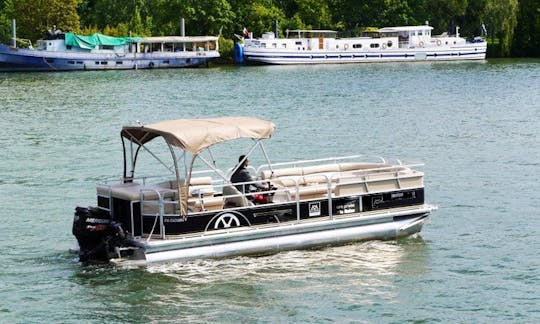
72, 206, 126, 263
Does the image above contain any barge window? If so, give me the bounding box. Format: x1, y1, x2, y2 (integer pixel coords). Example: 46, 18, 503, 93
370, 43, 379, 48
68, 60, 75, 64
164, 43, 174, 52
101, 61, 108, 65
353, 44, 362, 49
116, 61, 123, 65
163, 60, 169, 64
295, 41, 302, 45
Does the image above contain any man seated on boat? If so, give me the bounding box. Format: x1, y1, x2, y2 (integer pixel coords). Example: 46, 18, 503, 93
231, 155, 268, 201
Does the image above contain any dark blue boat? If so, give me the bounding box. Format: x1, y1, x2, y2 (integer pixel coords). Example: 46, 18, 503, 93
0, 30, 219, 71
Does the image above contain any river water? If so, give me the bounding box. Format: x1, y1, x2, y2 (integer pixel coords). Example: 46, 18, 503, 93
1, 59, 539, 322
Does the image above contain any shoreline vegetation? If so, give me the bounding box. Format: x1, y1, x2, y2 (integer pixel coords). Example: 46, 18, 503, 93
1, 0, 539, 62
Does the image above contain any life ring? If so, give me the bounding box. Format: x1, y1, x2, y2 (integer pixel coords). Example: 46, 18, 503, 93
344, 44, 349, 50
381, 43, 387, 49
436, 39, 442, 46
419, 41, 425, 47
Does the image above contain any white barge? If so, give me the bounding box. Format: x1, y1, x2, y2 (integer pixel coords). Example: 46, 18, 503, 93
237, 24, 486, 64
72, 117, 436, 265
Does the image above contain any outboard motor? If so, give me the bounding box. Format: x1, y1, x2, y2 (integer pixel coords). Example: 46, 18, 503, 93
72, 206, 126, 263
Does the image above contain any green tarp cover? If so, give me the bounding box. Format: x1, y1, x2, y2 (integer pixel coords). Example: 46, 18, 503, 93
65, 33, 141, 49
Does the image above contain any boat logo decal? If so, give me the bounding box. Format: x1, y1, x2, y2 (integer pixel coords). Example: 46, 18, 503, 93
309, 202, 321, 217
205, 211, 251, 232
214, 212, 240, 229
337, 201, 356, 214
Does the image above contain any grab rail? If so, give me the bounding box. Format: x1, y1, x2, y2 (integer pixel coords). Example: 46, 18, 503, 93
140, 188, 164, 240
256, 154, 387, 174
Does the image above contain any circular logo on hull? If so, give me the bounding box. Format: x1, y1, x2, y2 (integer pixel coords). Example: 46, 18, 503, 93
214, 213, 240, 229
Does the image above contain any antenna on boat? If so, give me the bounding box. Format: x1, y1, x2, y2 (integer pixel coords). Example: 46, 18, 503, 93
136, 120, 143, 126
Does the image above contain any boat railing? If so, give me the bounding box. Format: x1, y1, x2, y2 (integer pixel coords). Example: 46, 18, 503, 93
133, 159, 425, 241
256, 154, 387, 174
140, 188, 166, 240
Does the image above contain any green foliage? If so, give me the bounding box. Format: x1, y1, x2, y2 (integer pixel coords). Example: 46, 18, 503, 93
484, 0, 519, 56
10, 0, 81, 41
216, 35, 234, 64
512, 0, 540, 56
0, 0, 13, 44
237, 2, 285, 37
293, 0, 332, 30
0, 0, 538, 57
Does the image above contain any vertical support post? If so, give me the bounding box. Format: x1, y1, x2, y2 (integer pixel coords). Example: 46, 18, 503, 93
180, 18, 185, 37
12, 19, 16, 48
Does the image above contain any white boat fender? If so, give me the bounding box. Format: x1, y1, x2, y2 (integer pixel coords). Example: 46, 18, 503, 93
419, 41, 425, 47
436, 39, 441, 46
344, 44, 349, 50
381, 43, 387, 49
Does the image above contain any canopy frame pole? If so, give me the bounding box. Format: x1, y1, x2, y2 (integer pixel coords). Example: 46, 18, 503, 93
167, 149, 186, 177
227, 139, 263, 178
207, 147, 217, 167
259, 141, 274, 177
122, 130, 175, 175
129, 140, 135, 178
197, 155, 228, 182
179, 155, 198, 217
138, 142, 174, 175
166, 143, 186, 221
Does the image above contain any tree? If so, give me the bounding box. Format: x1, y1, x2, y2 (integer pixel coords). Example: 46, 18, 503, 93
329, 0, 387, 34
227, 0, 285, 37
379, 0, 423, 27
292, 0, 332, 30
512, 0, 540, 57
10, 0, 81, 41
423, 0, 468, 34
484, 0, 519, 56
461, 0, 487, 38
0, 0, 14, 44
151, 0, 234, 36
